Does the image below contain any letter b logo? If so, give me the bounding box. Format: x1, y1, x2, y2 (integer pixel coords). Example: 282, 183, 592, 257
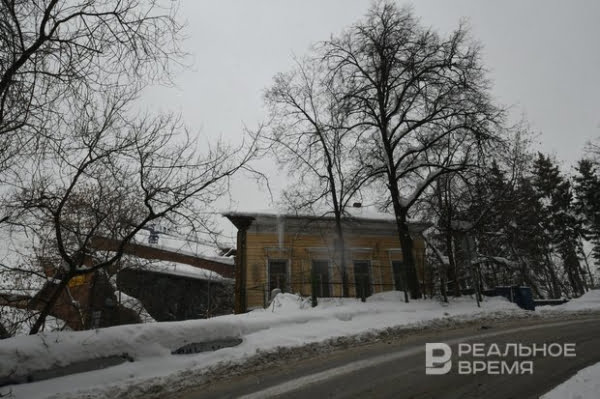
426, 343, 452, 375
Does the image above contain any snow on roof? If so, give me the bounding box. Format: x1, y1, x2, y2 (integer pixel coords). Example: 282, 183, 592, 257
124, 258, 231, 282
132, 230, 234, 266
223, 205, 429, 225
113, 291, 155, 323
344, 206, 395, 221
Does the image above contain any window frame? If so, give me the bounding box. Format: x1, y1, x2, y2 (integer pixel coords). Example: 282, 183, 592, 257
267, 258, 289, 298
311, 259, 333, 297
352, 259, 373, 298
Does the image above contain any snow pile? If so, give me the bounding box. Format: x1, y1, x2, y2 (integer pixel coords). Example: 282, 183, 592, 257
0, 293, 522, 398
541, 361, 600, 399
558, 289, 600, 311
267, 292, 312, 312
369, 290, 406, 301
539, 289, 600, 312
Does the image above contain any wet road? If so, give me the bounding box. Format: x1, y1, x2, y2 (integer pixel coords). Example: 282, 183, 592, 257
173, 316, 600, 399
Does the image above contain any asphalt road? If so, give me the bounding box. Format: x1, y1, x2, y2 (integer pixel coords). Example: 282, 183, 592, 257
173, 316, 600, 399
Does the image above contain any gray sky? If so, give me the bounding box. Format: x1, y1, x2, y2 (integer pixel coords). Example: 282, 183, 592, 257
142, 0, 600, 232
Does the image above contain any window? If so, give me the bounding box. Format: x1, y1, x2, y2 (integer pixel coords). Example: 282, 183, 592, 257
311, 260, 331, 297
353, 260, 372, 298
268, 259, 288, 296
391, 261, 405, 291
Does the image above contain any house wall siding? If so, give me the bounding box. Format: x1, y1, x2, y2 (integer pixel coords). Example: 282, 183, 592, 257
244, 231, 426, 309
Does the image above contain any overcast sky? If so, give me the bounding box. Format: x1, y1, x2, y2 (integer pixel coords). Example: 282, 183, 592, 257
141, 0, 600, 235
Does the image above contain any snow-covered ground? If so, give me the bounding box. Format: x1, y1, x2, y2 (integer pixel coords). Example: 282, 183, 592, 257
1, 292, 522, 399
2, 289, 599, 399
541, 361, 600, 399
538, 288, 600, 312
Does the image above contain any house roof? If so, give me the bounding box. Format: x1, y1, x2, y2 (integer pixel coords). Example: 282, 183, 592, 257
122, 257, 232, 282
222, 208, 431, 235
131, 230, 234, 266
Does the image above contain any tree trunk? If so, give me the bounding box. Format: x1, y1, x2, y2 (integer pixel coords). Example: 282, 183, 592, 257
396, 213, 421, 300
436, 179, 459, 297
445, 230, 460, 297
334, 223, 349, 297
580, 248, 595, 288
386, 174, 421, 300
440, 264, 448, 302
543, 252, 561, 298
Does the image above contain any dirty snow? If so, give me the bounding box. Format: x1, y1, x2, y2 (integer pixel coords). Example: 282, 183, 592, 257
1, 292, 521, 399
541, 361, 600, 399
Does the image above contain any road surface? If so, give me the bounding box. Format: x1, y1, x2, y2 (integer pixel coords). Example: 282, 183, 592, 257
172, 316, 600, 399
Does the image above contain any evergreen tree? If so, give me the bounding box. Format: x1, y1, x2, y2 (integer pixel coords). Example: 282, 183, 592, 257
532, 153, 585, 296
510, 175, 557, 297
573, 160, 600, 257
573, 159, 600, 284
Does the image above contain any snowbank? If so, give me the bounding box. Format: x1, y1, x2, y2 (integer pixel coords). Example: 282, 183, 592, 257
0, 293, 521, 398
541, 361, 600, 399
539, 289, 600, 312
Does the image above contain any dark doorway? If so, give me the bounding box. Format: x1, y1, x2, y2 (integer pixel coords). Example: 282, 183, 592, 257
353, 260, 372, 298
311, 260, 331, 297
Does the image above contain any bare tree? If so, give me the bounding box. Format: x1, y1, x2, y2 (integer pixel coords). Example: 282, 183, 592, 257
0, 0, 256, 335
0, 0, 183, 226
320, 3, 504, 299
0, 0, 181, 135
264, 58, 374, 297
4, 88, 257, 334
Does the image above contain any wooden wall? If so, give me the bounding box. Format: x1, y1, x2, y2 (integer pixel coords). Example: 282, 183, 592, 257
244, 231, 426, 309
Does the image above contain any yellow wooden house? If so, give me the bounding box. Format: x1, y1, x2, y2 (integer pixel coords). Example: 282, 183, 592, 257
223, 209, 430, 312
